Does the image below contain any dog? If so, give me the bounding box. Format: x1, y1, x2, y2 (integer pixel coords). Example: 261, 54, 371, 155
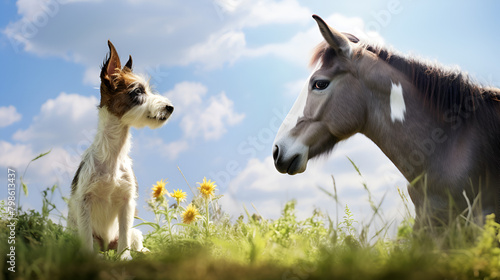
68, 41, 173, 260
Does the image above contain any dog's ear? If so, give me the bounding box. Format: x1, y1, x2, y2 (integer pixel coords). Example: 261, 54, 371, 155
123, 55, 133, 72
105, 40, 121, 75
100, 40, 122, 89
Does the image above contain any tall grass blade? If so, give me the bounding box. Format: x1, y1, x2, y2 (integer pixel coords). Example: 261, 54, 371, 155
177, 165, 195, 196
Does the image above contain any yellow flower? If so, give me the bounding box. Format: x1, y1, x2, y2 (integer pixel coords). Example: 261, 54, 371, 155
170, 189, 187, 205
151, 179, 167, 200
197, 177, 217, 200
182, 204, 200, 224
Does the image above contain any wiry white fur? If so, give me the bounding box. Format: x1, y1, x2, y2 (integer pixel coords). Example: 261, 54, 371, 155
390, 81, 406, 123
122, 93, 172, 129
122, 76, 173, 129
68, 82, 172, 260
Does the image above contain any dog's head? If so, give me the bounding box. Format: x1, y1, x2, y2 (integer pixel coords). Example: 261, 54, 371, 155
99, 41, 173, 129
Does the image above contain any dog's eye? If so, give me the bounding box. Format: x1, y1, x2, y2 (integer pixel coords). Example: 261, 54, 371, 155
313, 80, 330, 90
130, 85, 145, 97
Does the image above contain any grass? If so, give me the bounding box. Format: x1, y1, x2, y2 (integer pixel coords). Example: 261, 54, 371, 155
2, 154, 500, 279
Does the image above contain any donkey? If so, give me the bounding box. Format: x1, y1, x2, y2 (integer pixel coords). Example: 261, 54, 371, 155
273, 15, 500, 228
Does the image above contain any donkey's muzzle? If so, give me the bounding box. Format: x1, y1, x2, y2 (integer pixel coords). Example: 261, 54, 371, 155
273, 144, 288, 174
272, 145, 280, 162
273, 144, 306, 175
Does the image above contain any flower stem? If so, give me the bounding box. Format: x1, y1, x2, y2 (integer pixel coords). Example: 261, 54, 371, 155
205, 198, 210, 237
168, 218, 173, 239
154, 202, 160, 227
164, 201, 173, 240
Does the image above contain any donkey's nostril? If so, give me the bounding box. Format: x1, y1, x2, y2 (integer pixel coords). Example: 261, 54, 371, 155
166, 105, 174, 113
273, 145, 279, 161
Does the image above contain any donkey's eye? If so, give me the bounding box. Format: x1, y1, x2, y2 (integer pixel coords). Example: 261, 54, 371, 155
313, 80, 330, 90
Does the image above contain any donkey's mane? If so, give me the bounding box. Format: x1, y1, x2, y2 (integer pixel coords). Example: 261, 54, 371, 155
310, 41, 500, 122
364, 44, 500, 117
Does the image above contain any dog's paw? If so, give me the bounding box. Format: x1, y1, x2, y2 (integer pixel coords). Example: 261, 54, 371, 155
119, 250, 133, 261
139, 247, 150, 253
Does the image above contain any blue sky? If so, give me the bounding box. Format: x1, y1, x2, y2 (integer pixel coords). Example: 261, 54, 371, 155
1, 0, 500, 233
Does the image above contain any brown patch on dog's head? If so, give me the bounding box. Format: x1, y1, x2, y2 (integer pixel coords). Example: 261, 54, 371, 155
99, 41, 144, 117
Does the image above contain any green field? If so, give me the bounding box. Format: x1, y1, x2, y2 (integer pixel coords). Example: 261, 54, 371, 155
2, 155, 500, 280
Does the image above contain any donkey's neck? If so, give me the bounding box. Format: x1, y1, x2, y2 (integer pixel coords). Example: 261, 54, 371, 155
360, 45, 490, 180
91, 108, 132, 170
362, 78, 454, 183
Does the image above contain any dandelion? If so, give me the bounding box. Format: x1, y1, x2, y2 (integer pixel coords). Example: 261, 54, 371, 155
151, 179, 168, 200
170, 188, 187, 205
182, 204, 200, 224
197, 177, 217, 200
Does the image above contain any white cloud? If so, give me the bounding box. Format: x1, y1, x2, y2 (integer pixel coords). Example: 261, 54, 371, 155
3, 0, 311, 83
248, 13, 386, 67
134, 81, 245, 160
0, 141, 34, 167
130, 136, 189, 161
0, 140, 80, 188
83, 67, 100, 86
1, 92, 98, 186
165, 81, 247, 142
0, 106, 22, 127
15, 0, 99, 21
164, 81, 208, 117
324, 13, 385, 44
35, 146, 79, 185
160, 140, 190, 160
185, 30, 247, 70
13, 92, 98, 148
237, 0, 311, 27
180, 92, 245, 140
4, 1, 384, 85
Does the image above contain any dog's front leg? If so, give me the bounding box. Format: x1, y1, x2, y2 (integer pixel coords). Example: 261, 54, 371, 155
117, 197, 135, 260
77, 194, 94, 253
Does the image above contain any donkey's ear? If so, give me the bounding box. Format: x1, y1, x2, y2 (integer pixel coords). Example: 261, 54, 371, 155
342, 32, 359, 44
312, 15, 352, 57
123, 55, 133, 71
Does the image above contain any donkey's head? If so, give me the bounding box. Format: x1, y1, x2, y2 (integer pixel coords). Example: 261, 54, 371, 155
273, 15, 372, 175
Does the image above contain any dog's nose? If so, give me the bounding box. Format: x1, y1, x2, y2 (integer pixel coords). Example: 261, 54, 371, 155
166, 105, 174, 114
